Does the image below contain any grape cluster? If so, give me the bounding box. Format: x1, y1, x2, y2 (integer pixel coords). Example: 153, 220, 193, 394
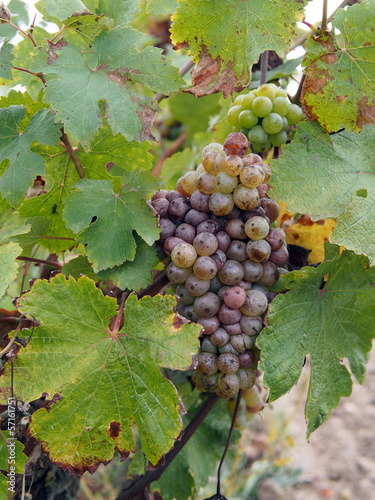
228, 83, 302, 152
151, 132, 288, 400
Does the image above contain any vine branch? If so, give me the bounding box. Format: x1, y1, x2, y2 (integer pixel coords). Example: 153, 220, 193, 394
60, 128, 85, 179
321, 0, 329, 32
115, 393, 219, 500
16, 256, 62, 269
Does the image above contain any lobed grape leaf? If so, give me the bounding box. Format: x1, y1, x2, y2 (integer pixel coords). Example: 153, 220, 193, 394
170, 0, 307, 96
85, 0, 141, 26
62, 14, 113, 43
0, 274, 201, 471
13, 216, 51, 257
35, 0, 89, 21
62, 255, 96, 280
63, 173, 159, 271
0, 106, 61, 207
0, 91, 48, 127
0, 432, 28, 497
270, 121, 375, 263
31, 27, 184, 149
145, 0, 177, 16
97, 236, 158, 291
0, 37, 14, 79
258, 250, 375, 436
301, 0, 375, 132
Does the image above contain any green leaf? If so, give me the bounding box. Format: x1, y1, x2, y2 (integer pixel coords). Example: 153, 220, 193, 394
160, 148, 195, 190
169, 92, 222, 135
257, 251, 375, 436
145, 0, 177, 16
0, 91, 48, 128
0, 432, 28, 495
86, 0, 141, 26
301, 0, 375, 132
62, 255, 96, 280
13, 216, 51, 256
0, 38, 14, 79
270, 121, 375, 262
63, 14, 113, 43
171, 0, 307, 92
0, 275, 201, 471
97, 236, 158, 291
250, 55, 303, 88
0, 106, 61, 207
36, 0, 89, 21
63, 173, 159, 271
0, 210, 30, 243
32, 27, 184, 148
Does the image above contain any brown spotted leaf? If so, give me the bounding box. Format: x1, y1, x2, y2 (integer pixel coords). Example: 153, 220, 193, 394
0, 275, 201, 472
301, 1, 375, 132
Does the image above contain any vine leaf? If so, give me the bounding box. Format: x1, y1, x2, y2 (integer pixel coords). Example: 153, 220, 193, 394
85, 0, 142, 26
0, 37, 14, 79
35, 0, 89, 21
0, 106, 61, 207
97, 236, 158, 292
145, 0, 177, 16
301, 0, 375, 132
0, 275, 201, 472
63, 174, 159, 271
170, 0, 307, 96
258, 250, 375, 437
270, 121, 375, 263
0, 432, 28, 496
31, 27, 184, 149
0, 210, 30, 299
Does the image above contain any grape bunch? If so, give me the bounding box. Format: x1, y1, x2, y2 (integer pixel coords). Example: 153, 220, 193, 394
228, 83, 302, 152
151, 132, 288, 400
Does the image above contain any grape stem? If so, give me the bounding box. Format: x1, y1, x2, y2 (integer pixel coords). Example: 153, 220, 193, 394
260, 52, 269, 86
60, 128, 85, 179
114, 393, 219, 500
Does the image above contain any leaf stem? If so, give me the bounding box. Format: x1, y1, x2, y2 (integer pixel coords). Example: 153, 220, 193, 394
321, 0, 329, 31
16, 256, 62, 269
0, 18, 37, 47
112, 292, 129, 334
293, 73, 306, 104
151, 131, 188, 177
49, 25, 67, 43
260, 51, 269, 86
115, 393, 219, 500
60, 128, 85, 179
13, 66, 46, 84
154, 59, 194, 103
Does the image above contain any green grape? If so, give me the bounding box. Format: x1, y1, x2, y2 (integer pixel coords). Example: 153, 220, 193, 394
223, 155, 244, 176
228, 105, 243, 125
202, 150, 224, 175
238, 109, 258, 129
252, 139, 271, 153
196, 163, 205, 174
232, 125, 241, 132
217, 373, 240, 398
240, 127, 249, 136
240, 164, 265, 188
272, 96, 290, 116
171, 242, 198, 268
233, 184, 259, 210
285, 103, 303, 125
262, 113, 284, 134
234, 95, 244, 105
198, 172, 216, 194
209, 192, 234, 216
282, 117, 288, 130
256, 84, 276, 100
252, 96, 273, 117
244, 216, 270, 240
248, 125, 268, 144
215, 171, 238, 193
275, 88, 288, 98
269, 130, 288, 147
201, 142, 225, 159
181, 171, 199, 195
241, 93, 256, 110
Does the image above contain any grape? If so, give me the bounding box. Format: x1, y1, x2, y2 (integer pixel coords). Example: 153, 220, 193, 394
201, 142, 225, 159
218, 304, 242, 324
223, 155, 244, 176
257, 183, 269, 198
265, 228, 285, 250
196, 219, 220, 235
168, 197, 190, 221
166, 190, 184, 202
252, 96, 273, 117
247, 125, 268, 145
230, 334, 252, 353
210, 328, 230, 347
223, 286, 247, 309
217, 285, 229, 302
238, 350, 256, 369
192, 372, 218, 392
181, 171, 199, 195
166, 262, 192, 283
196, 352, 218, 376
217, 353, 240, 374
209, 275, 224, 293
176, 178, 190, 197
196, 163, 206, 174
240, 315, 263, 335
237, 368, 256, 390
217, 373, 240, 398
246, 240, 271, 262
223, 133, 249, 157
151, 197, 169, 217
209, 192, 234, 216
256, 84, 276, 100
218, 260, 244, 285
269, 245, 289, 266
183, 305, 200, 322
175, 223, 196, 245
269, 130, 288, 147
198, 172, 216, 194
175, 284, 195, 305
241, 93, 256, 110
224, 218, 246, 240
184, 209, 209, 228
285, 103, 303, 125
211, 249, 227, 270
223, 322, 242, 335
152, 189, 168, 201
189, 190, 210, 212
234, 95, 244, 105
260, 163, 272, 182
214, 171, 238, 194
216, 231, 231, 252
260, 198, 280, 222
243, 153, 262, 165
194, 292, 221, 317
233, 184, 259, 211
272, 96, 290, 116
243, 259, 263, 282
257, 261, 280, 287
238, 279, 252, 291
218, 343, 239, 355
240, 289, 268, 317
238, 109, 259, 129
163, 236, 186, 255
275, 88, 288, 98
171, 242, 197, 268
251, 282, 271, 301
240, 164, 265, 188
197, 316, 220, 335
244, 216, 270, 240
252, 139, 271, 153
226, 240, 247, 262
228, 105, 243, 125
193, 232, 218, 256
262, 113, 284, 134
158, 218, 176, 244
193, 256, 218, 280
202, 151, 224, 175
185, 273, 211, 296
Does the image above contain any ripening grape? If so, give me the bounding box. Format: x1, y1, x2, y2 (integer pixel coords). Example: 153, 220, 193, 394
223, 155, 244, 176
202, 151, 224, 175
198, 172, 216, 194
240, 164, 265, 188
209, 192, 234, 216
256, 84, 276, 100
193, 256, 218, 280
181, 171, 199, 195
244, 216, 270, 240
233, 184, 259, 211
215, 171, 238, 193
201, 142, 225, 159
262, 113, 284, 134
252, 96, 273, 117
171, 242, 197, 268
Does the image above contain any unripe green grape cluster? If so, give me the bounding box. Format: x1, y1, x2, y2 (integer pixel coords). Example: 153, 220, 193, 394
151, 132, 289, 400
228, 83, 302, 152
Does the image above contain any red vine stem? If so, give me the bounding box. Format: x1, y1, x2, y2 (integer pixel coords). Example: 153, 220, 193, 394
16, 256, 62, 269
115, 393, 219, 500
60, 128, 85, 179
